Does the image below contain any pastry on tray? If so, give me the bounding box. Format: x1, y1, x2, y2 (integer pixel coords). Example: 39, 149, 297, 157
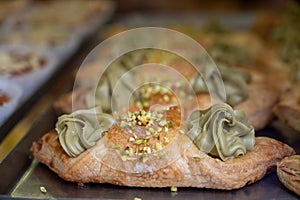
273, 83, 300, 132
31, 102, 295, 189
197, 31, 291, 93
0, 0, 28, 25
54, 49, 279, 130
0, 45, 56, 99
0, 90, 10, 107
1, 0, 113, 56
0, 46, 48, 77
277, 155, 300, 196
0, 77, 22, 125
252, 1, 300, 82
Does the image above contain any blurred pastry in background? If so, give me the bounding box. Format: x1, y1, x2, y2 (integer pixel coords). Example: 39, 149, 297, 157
253, 1, 300, 83
54, 47, 279, 130
273, 83, 300, 132
0, 77, 22, 125
0, 47, 48, 77
0, 0, 28, 26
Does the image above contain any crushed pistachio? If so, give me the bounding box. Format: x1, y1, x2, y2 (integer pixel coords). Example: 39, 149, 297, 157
120, 121, 127, 128
142, 156, 149, 163
193, 157, 201, 161
159, 120, 167, 126
163, 95, 170, 102
170, 186, 178, 192
166, 121, 173, 128
156, 142, 163, 151
121, 155, 128, 161
171, 96, 177, 103
163, 137, 169, 145
134, 139, 143, 145
137, 82, 188, 106
114, 144, 120, 149
40, 186, 47, 193
117, 108, 175, 161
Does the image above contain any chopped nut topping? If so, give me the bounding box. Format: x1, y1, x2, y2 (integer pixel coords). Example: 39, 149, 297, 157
193, 157, 201, 161
170, 186, 177, 192
117, 107, 176, 161
166, 121, 173, 128
163, 137, 169, 145
134, 139, 143, 145
40, 186, 47, 193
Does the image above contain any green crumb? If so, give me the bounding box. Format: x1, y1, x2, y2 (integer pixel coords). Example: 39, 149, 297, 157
134, 139, 143, 145
166, 121, 173, 128
170, 186, 177, 192
193, 157, 201, 161
40, 186, 47, 193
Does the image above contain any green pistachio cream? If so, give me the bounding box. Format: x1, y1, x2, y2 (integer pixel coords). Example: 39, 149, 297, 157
190, 64, 250, 106
186, 103, 255, 161
85, 62, 137, 113
85, 50, 149, 113
56, 107, 116, 157
208, 41, 251, 66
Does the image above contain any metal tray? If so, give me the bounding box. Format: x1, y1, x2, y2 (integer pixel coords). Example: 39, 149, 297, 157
0, 104, 299, 199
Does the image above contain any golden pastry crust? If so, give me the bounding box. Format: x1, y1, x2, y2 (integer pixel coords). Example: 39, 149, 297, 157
273, 83, 300, 132
31, 128, 295, 189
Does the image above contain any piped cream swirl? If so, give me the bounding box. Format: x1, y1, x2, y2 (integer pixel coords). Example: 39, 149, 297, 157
190, 64, 250, 106
56, 107, 115, 157
186, 103, 255, 161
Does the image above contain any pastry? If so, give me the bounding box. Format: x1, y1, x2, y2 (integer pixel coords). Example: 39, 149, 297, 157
277, 155, 300, 196
0, 0, 28, 25
0, 77, 22, 124
31, 103, 295, 189
0, 48, 48, 77
54, 50, 279, 130
253, 2, 300, 82
0, 91, 9, 107
273, 83, 300, 132
1, 0, 112, 48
